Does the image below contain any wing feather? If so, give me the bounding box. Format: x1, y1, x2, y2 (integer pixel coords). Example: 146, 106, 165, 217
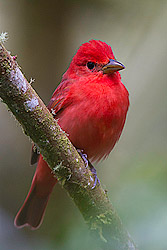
30, 79, 71, 165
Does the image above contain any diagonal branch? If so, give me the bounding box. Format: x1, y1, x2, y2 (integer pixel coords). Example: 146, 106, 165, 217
0, 41, 138, 250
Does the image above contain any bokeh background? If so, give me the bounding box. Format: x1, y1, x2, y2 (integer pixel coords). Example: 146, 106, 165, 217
0, 0, 166, 249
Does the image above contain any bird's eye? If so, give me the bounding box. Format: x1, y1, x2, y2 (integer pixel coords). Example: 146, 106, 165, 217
87, 62, 95, 70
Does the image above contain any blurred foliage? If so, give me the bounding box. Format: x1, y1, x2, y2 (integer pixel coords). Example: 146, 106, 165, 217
0, 0, 166, 249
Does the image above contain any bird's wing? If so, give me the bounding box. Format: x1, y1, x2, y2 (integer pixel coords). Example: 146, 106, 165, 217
30, 79, 71, 165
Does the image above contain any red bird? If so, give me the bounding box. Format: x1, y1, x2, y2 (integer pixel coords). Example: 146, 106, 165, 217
14, 40, 129, 229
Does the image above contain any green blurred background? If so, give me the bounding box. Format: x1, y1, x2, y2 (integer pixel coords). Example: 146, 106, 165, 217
0, 0, 166, 249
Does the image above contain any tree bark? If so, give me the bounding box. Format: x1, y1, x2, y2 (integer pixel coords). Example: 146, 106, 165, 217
0, 41, 138, 250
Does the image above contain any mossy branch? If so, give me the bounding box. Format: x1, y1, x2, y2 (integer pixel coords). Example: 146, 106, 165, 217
0, 41, 138, 250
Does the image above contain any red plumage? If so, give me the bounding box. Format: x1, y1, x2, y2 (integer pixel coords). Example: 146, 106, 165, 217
14, 40, 129, 229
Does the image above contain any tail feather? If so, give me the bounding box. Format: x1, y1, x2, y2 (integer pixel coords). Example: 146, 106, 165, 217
14, 156, 57, 229
14, 183, 52, 229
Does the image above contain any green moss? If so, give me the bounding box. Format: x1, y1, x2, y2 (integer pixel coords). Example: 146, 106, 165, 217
2, 58, 12, 74
97, 212, 113, 224
52, 161, 72, 185
89, 214, 108, 243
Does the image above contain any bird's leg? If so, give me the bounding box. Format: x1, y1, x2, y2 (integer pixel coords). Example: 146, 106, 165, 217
77, 149, 100, 189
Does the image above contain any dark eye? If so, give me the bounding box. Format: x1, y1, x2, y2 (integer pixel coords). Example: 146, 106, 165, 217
87, 62, 95, 70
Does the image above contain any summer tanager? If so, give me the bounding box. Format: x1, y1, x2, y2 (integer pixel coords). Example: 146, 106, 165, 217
14, 40, 129, 229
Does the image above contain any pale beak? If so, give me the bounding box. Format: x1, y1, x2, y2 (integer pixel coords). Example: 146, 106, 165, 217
102, 59, 125, 74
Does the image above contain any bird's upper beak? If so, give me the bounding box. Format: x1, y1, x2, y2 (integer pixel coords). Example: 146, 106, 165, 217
102, 59, 125, 74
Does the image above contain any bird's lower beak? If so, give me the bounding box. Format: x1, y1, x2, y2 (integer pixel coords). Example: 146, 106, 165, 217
102, 59, 125, 74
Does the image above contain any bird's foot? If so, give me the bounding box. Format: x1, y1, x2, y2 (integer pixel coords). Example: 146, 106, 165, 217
89, 163, 100, 189
77, 149, 89, 168
77, 149, 100, 189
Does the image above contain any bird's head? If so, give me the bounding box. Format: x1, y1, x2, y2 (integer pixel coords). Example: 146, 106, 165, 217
64, 40, 125, 81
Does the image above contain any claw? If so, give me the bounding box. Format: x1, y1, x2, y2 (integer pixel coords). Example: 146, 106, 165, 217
77, 149, 100, 189
77, 149, 89, 168
89, 163, 100, 189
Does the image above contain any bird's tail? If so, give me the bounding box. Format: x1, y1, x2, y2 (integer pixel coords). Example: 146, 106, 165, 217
14, 157, 57, 229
